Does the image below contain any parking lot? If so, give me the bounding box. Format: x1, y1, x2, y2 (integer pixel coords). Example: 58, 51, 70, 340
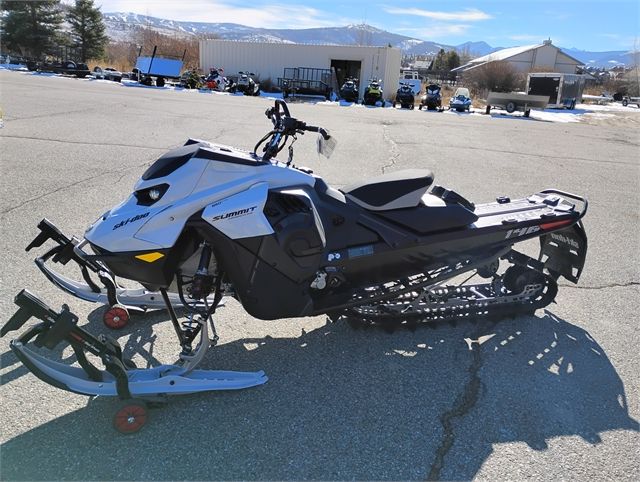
1, 70, 638, 480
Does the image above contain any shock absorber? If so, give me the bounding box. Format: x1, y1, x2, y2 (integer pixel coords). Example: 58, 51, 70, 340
190, 242, 215, 300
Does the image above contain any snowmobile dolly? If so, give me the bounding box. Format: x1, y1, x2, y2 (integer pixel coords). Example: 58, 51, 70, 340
1, 289, 267, 434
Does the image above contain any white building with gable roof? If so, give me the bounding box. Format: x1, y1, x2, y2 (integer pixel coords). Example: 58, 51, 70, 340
452, 39, 583, 74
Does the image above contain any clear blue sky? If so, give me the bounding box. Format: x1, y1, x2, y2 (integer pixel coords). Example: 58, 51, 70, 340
96, 0, 639, 51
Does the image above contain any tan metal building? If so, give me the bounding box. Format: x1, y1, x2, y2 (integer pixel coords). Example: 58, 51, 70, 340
452, 40, 583, 74
200, 39, 402, 100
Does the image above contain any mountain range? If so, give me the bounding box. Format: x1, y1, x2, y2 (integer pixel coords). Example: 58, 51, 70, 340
103, 12, 634, 67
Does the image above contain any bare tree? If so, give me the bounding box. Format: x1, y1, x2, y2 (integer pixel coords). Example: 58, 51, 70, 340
463, 61, 524, 98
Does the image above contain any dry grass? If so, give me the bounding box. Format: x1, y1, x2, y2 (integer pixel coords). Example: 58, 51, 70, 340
89, 27, 206, 72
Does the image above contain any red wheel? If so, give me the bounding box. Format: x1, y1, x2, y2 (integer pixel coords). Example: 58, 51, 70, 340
113, 400, 148, 434
103, 304, 129, 329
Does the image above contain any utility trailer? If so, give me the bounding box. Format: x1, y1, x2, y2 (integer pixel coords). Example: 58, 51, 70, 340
526, 73, 585, 109
277, 67, 333, 100
485, 92, 550, 117
133, 46, 185, 87
621, 96, 640, 108
26, 59, 90, 78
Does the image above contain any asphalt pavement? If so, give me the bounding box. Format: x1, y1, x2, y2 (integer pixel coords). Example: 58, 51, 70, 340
0, 71, 638, 481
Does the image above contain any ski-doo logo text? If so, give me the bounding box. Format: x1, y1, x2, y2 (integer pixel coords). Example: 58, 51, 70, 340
505, 226, 540, 239
112, 212, 149, 230
550, 232, 580, 249
211, 206, 258, 222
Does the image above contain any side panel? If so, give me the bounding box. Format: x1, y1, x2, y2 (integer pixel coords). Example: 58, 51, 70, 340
202, 183, 274, 239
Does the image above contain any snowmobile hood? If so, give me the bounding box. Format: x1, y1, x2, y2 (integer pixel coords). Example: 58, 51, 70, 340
84, 139, 267, 252
450, 96, 471, 105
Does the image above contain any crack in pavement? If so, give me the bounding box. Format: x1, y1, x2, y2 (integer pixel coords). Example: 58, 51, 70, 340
0, 134, 170, 151
427, 325, 485, 481
381, 123, 400, 174
0, 160, 153, 216
559, 281, 639, 290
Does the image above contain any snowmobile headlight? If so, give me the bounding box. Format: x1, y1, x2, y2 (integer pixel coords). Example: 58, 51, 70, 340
149, 188, 162, 201
135, 183, 169, 206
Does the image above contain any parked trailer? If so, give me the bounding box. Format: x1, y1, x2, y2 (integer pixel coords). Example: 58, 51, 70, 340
526, 73, 585, 109
621, 96, 640, 108
485, 92, 550, 117
277, 67, 333, 100
26, 59, 90, 78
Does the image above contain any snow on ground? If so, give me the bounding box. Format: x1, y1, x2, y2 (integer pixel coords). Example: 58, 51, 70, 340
0, 63, 29, 71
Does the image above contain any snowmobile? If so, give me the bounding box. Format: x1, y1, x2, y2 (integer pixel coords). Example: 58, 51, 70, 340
420, 83, 443, 111
204, 67, 234, 92
363, 79, 384, 106
339, 77, 359, 103
449, 87, 472, 112
236, 71, 260, 96
393, 82, 416, 109
3, 99, 588, 432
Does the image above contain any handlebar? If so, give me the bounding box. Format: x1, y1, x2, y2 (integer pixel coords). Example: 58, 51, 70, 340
256, 99, 331, 162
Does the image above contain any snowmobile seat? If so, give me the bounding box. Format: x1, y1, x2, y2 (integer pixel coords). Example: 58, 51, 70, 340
342, 169, 434, 211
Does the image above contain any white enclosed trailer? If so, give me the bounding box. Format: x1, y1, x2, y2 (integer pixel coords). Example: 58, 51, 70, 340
526, 73, 586, 109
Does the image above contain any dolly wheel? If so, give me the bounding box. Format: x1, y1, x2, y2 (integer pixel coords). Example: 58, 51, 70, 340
113, 400, 148, 434
103, 304, 130, 329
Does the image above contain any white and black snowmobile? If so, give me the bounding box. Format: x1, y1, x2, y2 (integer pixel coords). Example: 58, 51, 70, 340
339, 77, 359, 103
236, 71, 260, 96
3, 100, 588, 432
393, 82, 416, 109
420, 83, 443, 111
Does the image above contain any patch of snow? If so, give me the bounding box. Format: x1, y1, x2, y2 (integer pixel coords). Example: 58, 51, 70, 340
576, 102, 640, 112
0, 64, 28, 71
259, 91, 284, 99
468, 44, 541, 64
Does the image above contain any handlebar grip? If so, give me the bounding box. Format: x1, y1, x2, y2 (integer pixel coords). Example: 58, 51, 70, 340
304, 125, 331, 140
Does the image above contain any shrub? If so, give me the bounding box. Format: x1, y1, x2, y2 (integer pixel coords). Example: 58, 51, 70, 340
463, 61, 524, 97
257, 76, 280, 93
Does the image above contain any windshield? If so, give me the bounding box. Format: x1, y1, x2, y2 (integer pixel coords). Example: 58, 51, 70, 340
455, 88, 470, 97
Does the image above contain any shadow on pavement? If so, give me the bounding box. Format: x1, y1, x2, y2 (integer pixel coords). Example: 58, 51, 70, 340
1, 311, 637, 480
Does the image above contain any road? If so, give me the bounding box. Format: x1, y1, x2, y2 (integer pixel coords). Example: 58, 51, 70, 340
1, 71, 638, 481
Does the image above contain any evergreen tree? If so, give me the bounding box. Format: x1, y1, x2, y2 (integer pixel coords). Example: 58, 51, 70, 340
446, 50, 461, 71
432, 48, 447, 70
67, 0, 108, 62
1, 1, 63, 58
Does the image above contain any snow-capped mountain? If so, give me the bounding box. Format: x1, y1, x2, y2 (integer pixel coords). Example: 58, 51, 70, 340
102, 12, 633, 67
103, 12, 451, 54
454, 41, 502, 56
562, 47, 636, 67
